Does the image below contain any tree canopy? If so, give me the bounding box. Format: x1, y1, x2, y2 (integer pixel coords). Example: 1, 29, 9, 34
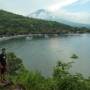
0, 10, 90, 36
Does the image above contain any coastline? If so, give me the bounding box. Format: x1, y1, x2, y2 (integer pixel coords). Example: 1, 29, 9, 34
0, 33, 89, 42
0, 35, 27, 41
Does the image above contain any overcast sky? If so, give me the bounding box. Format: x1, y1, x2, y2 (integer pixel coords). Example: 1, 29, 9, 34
0, 0, 90, 24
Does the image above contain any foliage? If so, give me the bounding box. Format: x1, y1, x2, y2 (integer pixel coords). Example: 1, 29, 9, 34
53, 61, 90, 90
7, 52, 24, 75
0, 52, 90, 90
70, 54, 79, 59
0, 10, 90, 36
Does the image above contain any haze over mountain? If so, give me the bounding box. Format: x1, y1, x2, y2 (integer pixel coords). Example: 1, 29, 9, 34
29, 9, 90, 28
0, 0, 90, 26
29, 9, 54, 20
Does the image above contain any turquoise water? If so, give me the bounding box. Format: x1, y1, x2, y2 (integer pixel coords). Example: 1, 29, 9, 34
0, 34, 90, 77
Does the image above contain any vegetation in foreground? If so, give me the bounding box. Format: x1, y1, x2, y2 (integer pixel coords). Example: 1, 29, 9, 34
0, 52, 90, 90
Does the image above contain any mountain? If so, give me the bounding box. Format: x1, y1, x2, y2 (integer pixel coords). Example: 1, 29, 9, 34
28, 9, 55, 20
0, 10, 74, 35
0, 10, 90, 36
28, 9, 90, 28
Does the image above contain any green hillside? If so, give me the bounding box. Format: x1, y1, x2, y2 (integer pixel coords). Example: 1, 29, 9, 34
0, 10, 90, 36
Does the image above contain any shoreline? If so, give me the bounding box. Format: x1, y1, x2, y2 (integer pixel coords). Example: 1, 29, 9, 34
0, 35, 27, 41
0, 33, 89, 42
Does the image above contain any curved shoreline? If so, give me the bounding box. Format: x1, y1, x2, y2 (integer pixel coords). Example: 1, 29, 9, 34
0, 35, 27, 41
0, 33, 89, 42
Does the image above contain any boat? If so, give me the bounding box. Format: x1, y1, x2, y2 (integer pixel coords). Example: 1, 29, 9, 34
26, 36, 33, 40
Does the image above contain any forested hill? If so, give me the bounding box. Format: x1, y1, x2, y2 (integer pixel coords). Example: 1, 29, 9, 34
0, 10, 90, 36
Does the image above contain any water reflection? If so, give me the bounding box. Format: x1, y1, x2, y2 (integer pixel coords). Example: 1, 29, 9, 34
0, 34, 90, 77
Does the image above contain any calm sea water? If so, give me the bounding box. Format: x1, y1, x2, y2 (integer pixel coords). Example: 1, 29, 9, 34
0, 34, 90, 77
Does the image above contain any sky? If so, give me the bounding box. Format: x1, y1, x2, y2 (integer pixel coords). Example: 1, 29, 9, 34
0, 0, 90, 24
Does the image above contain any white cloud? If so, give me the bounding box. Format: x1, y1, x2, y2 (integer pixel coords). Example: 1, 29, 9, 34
53, 10, 90, 24
64, 12, 90, 24
47, 0, 79, 12
47, 0, 90, 24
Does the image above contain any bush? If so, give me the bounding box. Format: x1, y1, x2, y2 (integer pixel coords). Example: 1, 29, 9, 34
1, 52, 90, 90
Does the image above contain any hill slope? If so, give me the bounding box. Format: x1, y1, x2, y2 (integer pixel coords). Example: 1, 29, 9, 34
28, 9, 90, 28
0, 10, 90, 36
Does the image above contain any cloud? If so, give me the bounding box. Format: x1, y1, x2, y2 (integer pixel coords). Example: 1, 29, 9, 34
62, 12, 90, 24
53, 10, 90, 24
47, 0, 79, 12
47, 0, 90, 12
47, 0, 90, 24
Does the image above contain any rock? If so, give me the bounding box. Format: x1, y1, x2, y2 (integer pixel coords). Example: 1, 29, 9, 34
70, 54, 79, 59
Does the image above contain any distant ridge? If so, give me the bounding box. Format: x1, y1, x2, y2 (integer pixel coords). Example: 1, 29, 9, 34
28, 9, 54, 20
28, 9, 90, 28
